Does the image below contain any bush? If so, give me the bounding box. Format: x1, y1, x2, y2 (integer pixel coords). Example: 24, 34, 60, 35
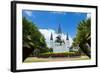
39, 52, 81, 58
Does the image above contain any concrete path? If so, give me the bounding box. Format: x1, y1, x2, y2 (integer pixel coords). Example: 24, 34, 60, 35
24, 56, 90, 63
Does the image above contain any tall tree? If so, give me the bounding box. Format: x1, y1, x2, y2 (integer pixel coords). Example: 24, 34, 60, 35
72, 18, 91, 58
23, 17, 48, 61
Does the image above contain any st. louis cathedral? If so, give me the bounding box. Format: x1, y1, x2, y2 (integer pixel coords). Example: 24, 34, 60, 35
47, 24, 70, 53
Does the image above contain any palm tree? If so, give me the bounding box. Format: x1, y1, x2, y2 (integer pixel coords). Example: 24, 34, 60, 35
72, 18, 91, 58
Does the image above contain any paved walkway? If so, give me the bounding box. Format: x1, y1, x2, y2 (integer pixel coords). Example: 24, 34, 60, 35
24, 56, 90, 63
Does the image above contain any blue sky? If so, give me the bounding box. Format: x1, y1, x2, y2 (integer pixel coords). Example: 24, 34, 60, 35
22, 10, 89, 38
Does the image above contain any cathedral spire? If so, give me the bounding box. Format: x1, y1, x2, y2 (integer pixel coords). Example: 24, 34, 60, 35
50, 32, 53, 40
66, 33, 69, 40
58, 24, 62, 34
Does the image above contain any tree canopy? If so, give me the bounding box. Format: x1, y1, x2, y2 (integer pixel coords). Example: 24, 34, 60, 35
23, 17, 49, 61
72, 18, 91, 58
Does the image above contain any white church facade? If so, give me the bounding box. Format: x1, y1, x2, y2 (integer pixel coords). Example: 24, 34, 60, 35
46, 24, 70, 53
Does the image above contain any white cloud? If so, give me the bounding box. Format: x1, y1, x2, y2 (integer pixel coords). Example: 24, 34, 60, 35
24, 11, 33, 17
39, 29, 73, 46
39, 29, 56, 42
87, 13, 91, 19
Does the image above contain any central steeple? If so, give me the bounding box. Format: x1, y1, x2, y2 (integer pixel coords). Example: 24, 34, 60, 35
66, 33, 69, 40
58, 24, 62, 34
50, 32, 53, 40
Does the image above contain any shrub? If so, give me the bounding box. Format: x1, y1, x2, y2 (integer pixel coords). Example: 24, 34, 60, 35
39, 52, 81, 58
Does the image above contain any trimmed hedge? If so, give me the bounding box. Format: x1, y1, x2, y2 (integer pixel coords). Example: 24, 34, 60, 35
38, 52, 81, 58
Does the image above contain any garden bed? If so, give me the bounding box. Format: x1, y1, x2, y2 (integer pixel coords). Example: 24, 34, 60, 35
38, 52, 81, 58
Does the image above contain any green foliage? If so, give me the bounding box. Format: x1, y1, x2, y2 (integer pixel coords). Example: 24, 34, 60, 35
23, 17, 49, 61
76, 19, 91, 44
39, 52, 81, 58
49, 48, 53, 53
23, 17, 47, 49
72, 18, 91, 58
